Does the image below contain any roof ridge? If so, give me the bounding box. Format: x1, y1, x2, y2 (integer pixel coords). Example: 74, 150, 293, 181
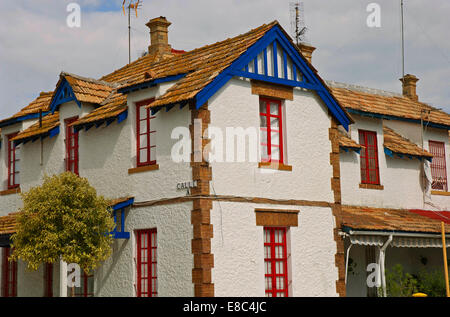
326, 80, 402, 98
61, 71, 119, 88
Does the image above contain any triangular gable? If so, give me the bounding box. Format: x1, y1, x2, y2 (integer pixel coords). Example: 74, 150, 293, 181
195, 25, 352, 130
49, 77, 81, 113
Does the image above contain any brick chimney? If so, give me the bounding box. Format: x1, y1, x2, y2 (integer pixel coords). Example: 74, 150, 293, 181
146, 16, 172, 55
400, 74, 419, 101
298, 43, 316, 64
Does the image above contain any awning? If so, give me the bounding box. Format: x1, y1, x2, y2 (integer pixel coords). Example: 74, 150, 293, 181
409, 209, 450, 225
348, 233, 448, 248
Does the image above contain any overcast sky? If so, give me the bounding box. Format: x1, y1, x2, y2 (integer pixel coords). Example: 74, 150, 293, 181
0, 0, 449, 119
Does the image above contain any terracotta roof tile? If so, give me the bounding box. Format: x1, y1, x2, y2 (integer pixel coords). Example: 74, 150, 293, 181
383, 126, 433, 158
70, 91, 127, 127
11, 112, 60, 142
342, 205, 450, 234
339, 131, 362, 150
330, 85, 450, 128
61, 72, 117, 105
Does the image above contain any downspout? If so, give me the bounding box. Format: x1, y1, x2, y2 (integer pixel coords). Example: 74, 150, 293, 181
345, 244, 353, 284
379, 234, 393, 297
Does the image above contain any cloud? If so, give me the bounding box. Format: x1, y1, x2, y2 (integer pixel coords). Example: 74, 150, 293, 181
0, 0, 449, 118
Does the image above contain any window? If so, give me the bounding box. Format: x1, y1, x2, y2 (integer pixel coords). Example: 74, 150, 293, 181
429, 141, 448, 191
2, 247, 17, 297
136, 229, 157, 297
136, 99, 156, 167
264, 227, 288, 297
359, 130, 380, 185
7, 133, 20, 189
44, 263, 53, 297
72, 272, 94, 297
259, 98, 284, 164
65, 117, 79, 175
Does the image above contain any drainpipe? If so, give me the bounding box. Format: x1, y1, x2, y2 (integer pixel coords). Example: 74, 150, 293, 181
379, 235, 393, 297
345, 244, 353, 284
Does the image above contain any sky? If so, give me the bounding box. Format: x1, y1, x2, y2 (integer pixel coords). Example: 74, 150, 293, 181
0, 0, 449, 119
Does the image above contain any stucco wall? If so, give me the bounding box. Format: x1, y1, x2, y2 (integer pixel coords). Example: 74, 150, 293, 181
211, 201, 338, 297
208, 78, 334, 203
95, 202, 193, 297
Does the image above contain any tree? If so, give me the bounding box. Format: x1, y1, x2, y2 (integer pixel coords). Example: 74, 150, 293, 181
10, 172, 115, 274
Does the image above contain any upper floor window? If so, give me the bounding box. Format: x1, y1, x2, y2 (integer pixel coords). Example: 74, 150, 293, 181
136, 100, 156, 167
7, 133, 20, 189
429, 140, 447, 191
2, 247, 17, 297
359, 130, 380, 185
136, 228, 157, 297
264, 227, 289, 297
260, 98, 284, 164
65, 117, 79, 175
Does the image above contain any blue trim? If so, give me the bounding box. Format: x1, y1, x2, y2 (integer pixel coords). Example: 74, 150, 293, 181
49, 126, 60, 138
50, 78, 81, 114
112, 198, 134, 211
384, 146, 432, 162
117, 109, 128, 124
273, 41, 278, 78
0, 112, 51, 128
340, 146, 361, 154
118, 74, 187, 94
14, 124, 61, 146
347, 108, 450, 130
74, 109, 128, 132
193, 25, 351, 130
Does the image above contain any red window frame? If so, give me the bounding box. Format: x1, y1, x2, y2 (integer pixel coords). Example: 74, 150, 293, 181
7, 133, 20, 189
73, 272, 94, 297
2, 247, 17, 297
44, 263, 53, 297
264, 227, 288, 297
136, 99, 156, 167
136, 229, 157, 297
429, 140, 448, 191
65, 117, 79, 175
259, 98, 284, 164
359, 130, 380, 185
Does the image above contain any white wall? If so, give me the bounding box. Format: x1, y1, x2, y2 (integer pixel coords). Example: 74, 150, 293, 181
211, 201, 339, 297
208, 78, 334, 203
95, 202, 193, 297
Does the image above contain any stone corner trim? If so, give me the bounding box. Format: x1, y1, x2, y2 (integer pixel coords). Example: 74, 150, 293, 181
190, 102, 215, 297
255, 208, 300, 227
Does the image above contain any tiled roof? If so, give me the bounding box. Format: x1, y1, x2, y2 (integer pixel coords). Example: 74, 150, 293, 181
109, 196, 134, 207
100, 50, 183, 84
61, 72, 117, 105
0, 213, 19, 235
341, 205, 450, 234
329, 83, 450, 128
114, 21, 279, 108
11, 112, 60, 142
0, 91, 53, 125
383, 126, 433, 158
339, 131, 362, 150
71, 91, 127, 127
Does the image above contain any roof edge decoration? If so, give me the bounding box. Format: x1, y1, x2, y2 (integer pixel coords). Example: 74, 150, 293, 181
49, 75, 81, 114
383, 126, 433, 162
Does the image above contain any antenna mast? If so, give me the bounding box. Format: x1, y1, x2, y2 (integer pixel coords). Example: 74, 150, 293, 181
123, 0, 142, 64
401, 0, 405, 78
290, 2, 308, 45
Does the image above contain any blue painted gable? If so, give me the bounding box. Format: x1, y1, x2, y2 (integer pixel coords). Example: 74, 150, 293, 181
195, 25, 352, 130
49, 78, 81, 114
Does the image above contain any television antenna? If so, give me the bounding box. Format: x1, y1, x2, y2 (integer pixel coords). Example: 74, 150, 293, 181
122, 0, 143, 64
290, 2, 308, 45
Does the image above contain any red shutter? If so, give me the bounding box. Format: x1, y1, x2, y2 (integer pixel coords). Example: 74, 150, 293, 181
359, 130, 380, 185
264, 227, 288, 297
136, 99, 156, 167
136, 229, 157, 297
65, 117, 79, 175
259, 98, 284, 164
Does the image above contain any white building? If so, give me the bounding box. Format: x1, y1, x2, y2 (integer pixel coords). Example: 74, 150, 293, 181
0, 17, 448, 297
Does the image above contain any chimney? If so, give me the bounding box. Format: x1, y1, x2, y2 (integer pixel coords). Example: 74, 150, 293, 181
146, 16, 172, 55
400, 74, 419, 101
298, 43, 316, 64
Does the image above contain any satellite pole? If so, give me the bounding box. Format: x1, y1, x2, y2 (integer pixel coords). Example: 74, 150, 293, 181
401, 0, 405, 78
290, 2, 308, 45
123, 0, 142, 64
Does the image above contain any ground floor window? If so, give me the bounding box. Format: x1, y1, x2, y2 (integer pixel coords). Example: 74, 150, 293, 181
2, 247, 17, 297
264, 227, 288, 297
70, 272, 94, 297
136, 229, 157, 297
